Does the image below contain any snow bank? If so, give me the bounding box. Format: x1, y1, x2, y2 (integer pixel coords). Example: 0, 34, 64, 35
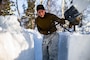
0, 16, 29, 60
0, 32, 23, 60
16, 29, 42, 60
58, 32, 70, 60
0, 16, 21, 32
31, 31, 90, 60
58, 32, 90, 60
68, 34, 90, 60
16, 29, 35, 60
1, 15, 90, 60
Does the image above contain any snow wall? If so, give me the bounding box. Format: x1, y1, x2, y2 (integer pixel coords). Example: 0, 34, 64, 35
58, 32, 90, 60
0, 16, 90, 60
0, 16, 34, 60
34, 32, 90, 60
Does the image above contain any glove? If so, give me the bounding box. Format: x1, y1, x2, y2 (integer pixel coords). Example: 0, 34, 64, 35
59, 18, 65, 24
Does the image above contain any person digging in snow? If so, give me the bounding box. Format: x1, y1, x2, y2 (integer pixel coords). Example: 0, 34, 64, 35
35, 4, 65, 60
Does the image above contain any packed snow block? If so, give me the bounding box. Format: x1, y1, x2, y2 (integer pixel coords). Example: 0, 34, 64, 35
33, 30, 43, 60
68, 34, 90, 60
58, 32, 90, 60
58, 32, 70, 60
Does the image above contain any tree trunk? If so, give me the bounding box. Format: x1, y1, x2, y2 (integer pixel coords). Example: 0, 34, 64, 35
16, 0, 20, 17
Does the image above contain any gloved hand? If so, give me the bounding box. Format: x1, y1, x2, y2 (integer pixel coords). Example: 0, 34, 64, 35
59, 18, 65, 24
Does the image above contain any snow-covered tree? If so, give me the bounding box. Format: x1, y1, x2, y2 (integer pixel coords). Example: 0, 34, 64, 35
0, 0, 14, 15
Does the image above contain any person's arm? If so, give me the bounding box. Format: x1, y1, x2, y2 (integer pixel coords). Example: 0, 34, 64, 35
52, 14, 65, 24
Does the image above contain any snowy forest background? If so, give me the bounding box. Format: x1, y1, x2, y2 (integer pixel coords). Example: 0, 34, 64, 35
0, 0, 90, 60
1, 0, 90, 33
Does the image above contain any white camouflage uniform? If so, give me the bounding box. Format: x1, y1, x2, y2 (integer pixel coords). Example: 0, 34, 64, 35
42, 32, 59, 60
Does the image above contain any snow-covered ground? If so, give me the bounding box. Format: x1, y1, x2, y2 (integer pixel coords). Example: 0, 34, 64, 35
0, 15, 90, 60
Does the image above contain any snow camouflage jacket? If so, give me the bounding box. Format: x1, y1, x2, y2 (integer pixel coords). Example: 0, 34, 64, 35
35, 13, 65, 35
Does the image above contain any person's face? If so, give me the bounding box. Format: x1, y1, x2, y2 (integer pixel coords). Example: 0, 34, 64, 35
37, 9, 45, 18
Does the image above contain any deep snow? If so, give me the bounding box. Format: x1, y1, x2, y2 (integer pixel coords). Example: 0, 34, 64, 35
0, 5, 90, 60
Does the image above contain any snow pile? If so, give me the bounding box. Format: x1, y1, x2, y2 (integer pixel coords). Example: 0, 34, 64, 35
16, 29, 35, 60
58, 32, 90, 60
0, 16, 29, 60
0, 16, 21, 32
68, 33, 90, 60
0, 15, 90, 60
32, 31, 90, 60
